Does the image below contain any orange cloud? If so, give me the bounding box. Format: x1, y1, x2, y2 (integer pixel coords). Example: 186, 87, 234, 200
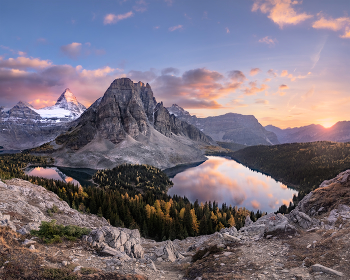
251, 200, 261, 209
243, 81, 268, 95
103, 11, 134, 25
255, 98, 269, 105
229, 99, 248, 107
312, 14, 350, 38
250, 68, 261, 76
281, 70, 288, 77
252, 0, 313, 28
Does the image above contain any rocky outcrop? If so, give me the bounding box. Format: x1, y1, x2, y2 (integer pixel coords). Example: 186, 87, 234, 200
7, 101, 42, 120
0, 178, 109, 233
52, 78, 214, 170
167, 104, 279, 146
86, 226, 144, 258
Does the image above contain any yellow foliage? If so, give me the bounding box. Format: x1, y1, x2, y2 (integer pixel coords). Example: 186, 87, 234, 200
216, 222, 225, 231
228, 216, 235, 227
179, 208, 185, 219
210, 211, 217, 222
190, 209, 199, 233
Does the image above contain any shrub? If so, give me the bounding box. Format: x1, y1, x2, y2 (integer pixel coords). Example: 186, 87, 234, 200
31, 220, 91, 244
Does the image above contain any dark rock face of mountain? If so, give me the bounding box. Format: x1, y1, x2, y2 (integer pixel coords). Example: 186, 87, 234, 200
7, 101, 41, 120
266, 122, 350, 144
53, 78, 213, 170
167, 104, 279, 146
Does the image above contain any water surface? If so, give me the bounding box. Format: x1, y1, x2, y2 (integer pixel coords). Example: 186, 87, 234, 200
25, 166, 96, 187
167, 156, 297, 212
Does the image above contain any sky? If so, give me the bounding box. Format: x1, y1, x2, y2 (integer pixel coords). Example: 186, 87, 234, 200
0, 0, 350, 129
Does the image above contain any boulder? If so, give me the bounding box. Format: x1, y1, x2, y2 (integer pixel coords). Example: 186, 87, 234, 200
87, 226, 144, 258
100, 245, 120, 257
244, 215, 254, 227
162, 240, 177, 262
0, 211, 16, 231
288, 209, 314, 229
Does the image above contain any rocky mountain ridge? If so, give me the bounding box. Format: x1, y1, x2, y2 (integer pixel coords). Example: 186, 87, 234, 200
51, 78, 214, 170
2, 170, 350, 279
0, 89, 86, 150
266, 122, 350, 144
166, 104, 279, 146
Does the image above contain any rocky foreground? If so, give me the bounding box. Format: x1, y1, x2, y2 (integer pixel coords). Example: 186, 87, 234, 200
2, 171, 350, 279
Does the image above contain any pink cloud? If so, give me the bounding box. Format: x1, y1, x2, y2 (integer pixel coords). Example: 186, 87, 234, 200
242, 81, 268, 95
250, 68, 261, 76
103, 11, 134, 25
169, 25, 183, 32
60, 42, 82, 59
258, 36, 277, 46
0, 56, 52, 69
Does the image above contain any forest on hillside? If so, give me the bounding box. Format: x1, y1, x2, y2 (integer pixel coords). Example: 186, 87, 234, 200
0, 153, 263, 241
231, 141, 350, 198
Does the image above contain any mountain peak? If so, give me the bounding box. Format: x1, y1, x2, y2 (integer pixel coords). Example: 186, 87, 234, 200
56, 88, 79, 106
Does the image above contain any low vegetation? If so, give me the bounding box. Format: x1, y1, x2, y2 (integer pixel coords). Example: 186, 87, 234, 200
31, 220, 91, 244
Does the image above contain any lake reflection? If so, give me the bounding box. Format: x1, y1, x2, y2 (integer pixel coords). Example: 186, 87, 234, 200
25, 166, 81, 186
167, 156, 297, 212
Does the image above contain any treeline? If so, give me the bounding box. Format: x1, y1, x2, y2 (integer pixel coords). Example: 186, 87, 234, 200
93, 164, 173, 195
231, 141, 350, 199
0, 154, 263, 241
0, 153, 53, 179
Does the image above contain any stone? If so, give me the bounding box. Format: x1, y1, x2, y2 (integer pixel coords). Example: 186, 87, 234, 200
149, 260, 157, 271
222, 233, 241, 242
29, 245, 35, 250
244, 215, 254, 227
100, 245, 119, 257
87, 226, 144, 258
23, 239, 36, 246
162, 240, 176, 262
73, 266, 82, 273
311, 264, 344, 276
62, 261, 68, 266
133, 244, 144, 259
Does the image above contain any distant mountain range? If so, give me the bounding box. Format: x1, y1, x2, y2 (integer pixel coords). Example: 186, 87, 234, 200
167, 104, 279, 146
265, 122, 350, 143
0, 89, 86, 149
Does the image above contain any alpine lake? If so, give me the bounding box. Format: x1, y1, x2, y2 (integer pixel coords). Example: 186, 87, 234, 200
25, 156, 297, 213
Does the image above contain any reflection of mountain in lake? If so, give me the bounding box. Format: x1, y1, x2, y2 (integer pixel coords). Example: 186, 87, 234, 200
167, 156, 297, 212
25, 166, 95, 187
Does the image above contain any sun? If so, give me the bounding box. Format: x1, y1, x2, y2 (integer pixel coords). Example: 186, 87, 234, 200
321, 122, 335, 129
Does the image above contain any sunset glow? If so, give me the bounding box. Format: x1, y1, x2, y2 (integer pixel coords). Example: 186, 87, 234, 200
1, 0, 349, 128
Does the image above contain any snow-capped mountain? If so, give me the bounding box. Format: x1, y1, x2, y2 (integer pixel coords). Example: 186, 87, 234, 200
34, 88, 86, 120
0, 88, 87, 149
